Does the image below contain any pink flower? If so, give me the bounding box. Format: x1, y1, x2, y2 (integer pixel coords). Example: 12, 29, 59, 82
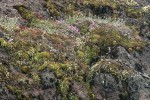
56, 20, 65, 24
90, 21, 98, 30
67, 25, 80, 34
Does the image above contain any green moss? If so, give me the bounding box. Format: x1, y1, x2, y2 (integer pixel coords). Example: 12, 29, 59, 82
31, 72, 40, 84
46, 0, 64, 18
78, 21, 91, 34
20, 66, 30, 74
37, 61, 48, 71
126, 7, 144, 19
66, 4, 75, 16
85, 45, 99, 64
48, 2, 59, 16
0, 38, 11, 49
58, 79, 70, 99
77, 50, 84, 58
69, 93, 79, 100
14, 5, 36, 22
6, 85, 22, 99
46, 0, 77, 18
89, 27, 145, 54
34, 52, 51, 61
84, 77, 95, 99
0, 64, 10, 81
48, 62, 60, 70
19, 30, 30, 37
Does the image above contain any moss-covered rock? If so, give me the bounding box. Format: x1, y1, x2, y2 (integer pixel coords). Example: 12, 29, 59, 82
0, 0, 149, 99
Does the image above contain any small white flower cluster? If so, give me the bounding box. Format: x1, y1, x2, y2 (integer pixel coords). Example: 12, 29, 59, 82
142, 5, 150, 12
125, 0, 139, 6
0, 16, 18, 32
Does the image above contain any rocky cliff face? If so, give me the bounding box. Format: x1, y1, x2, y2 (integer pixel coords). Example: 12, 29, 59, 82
0, 0, 150, 100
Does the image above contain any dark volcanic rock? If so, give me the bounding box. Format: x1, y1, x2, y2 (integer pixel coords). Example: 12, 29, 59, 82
92, 45, 150, 100
140, 23, 150, 40
40, 69, 57, 89
92, 73, 120, 100
0, 47, 9, 65
42, 88, 58, 100
116, 46, 138, 69
0, 0, 49, 19
116, 45, 150, 75
0, 82, 16, 100
72, 82, 90, 100
125, 74, 150, 100
131, 45, 150, 75
86, 4, 114, 18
